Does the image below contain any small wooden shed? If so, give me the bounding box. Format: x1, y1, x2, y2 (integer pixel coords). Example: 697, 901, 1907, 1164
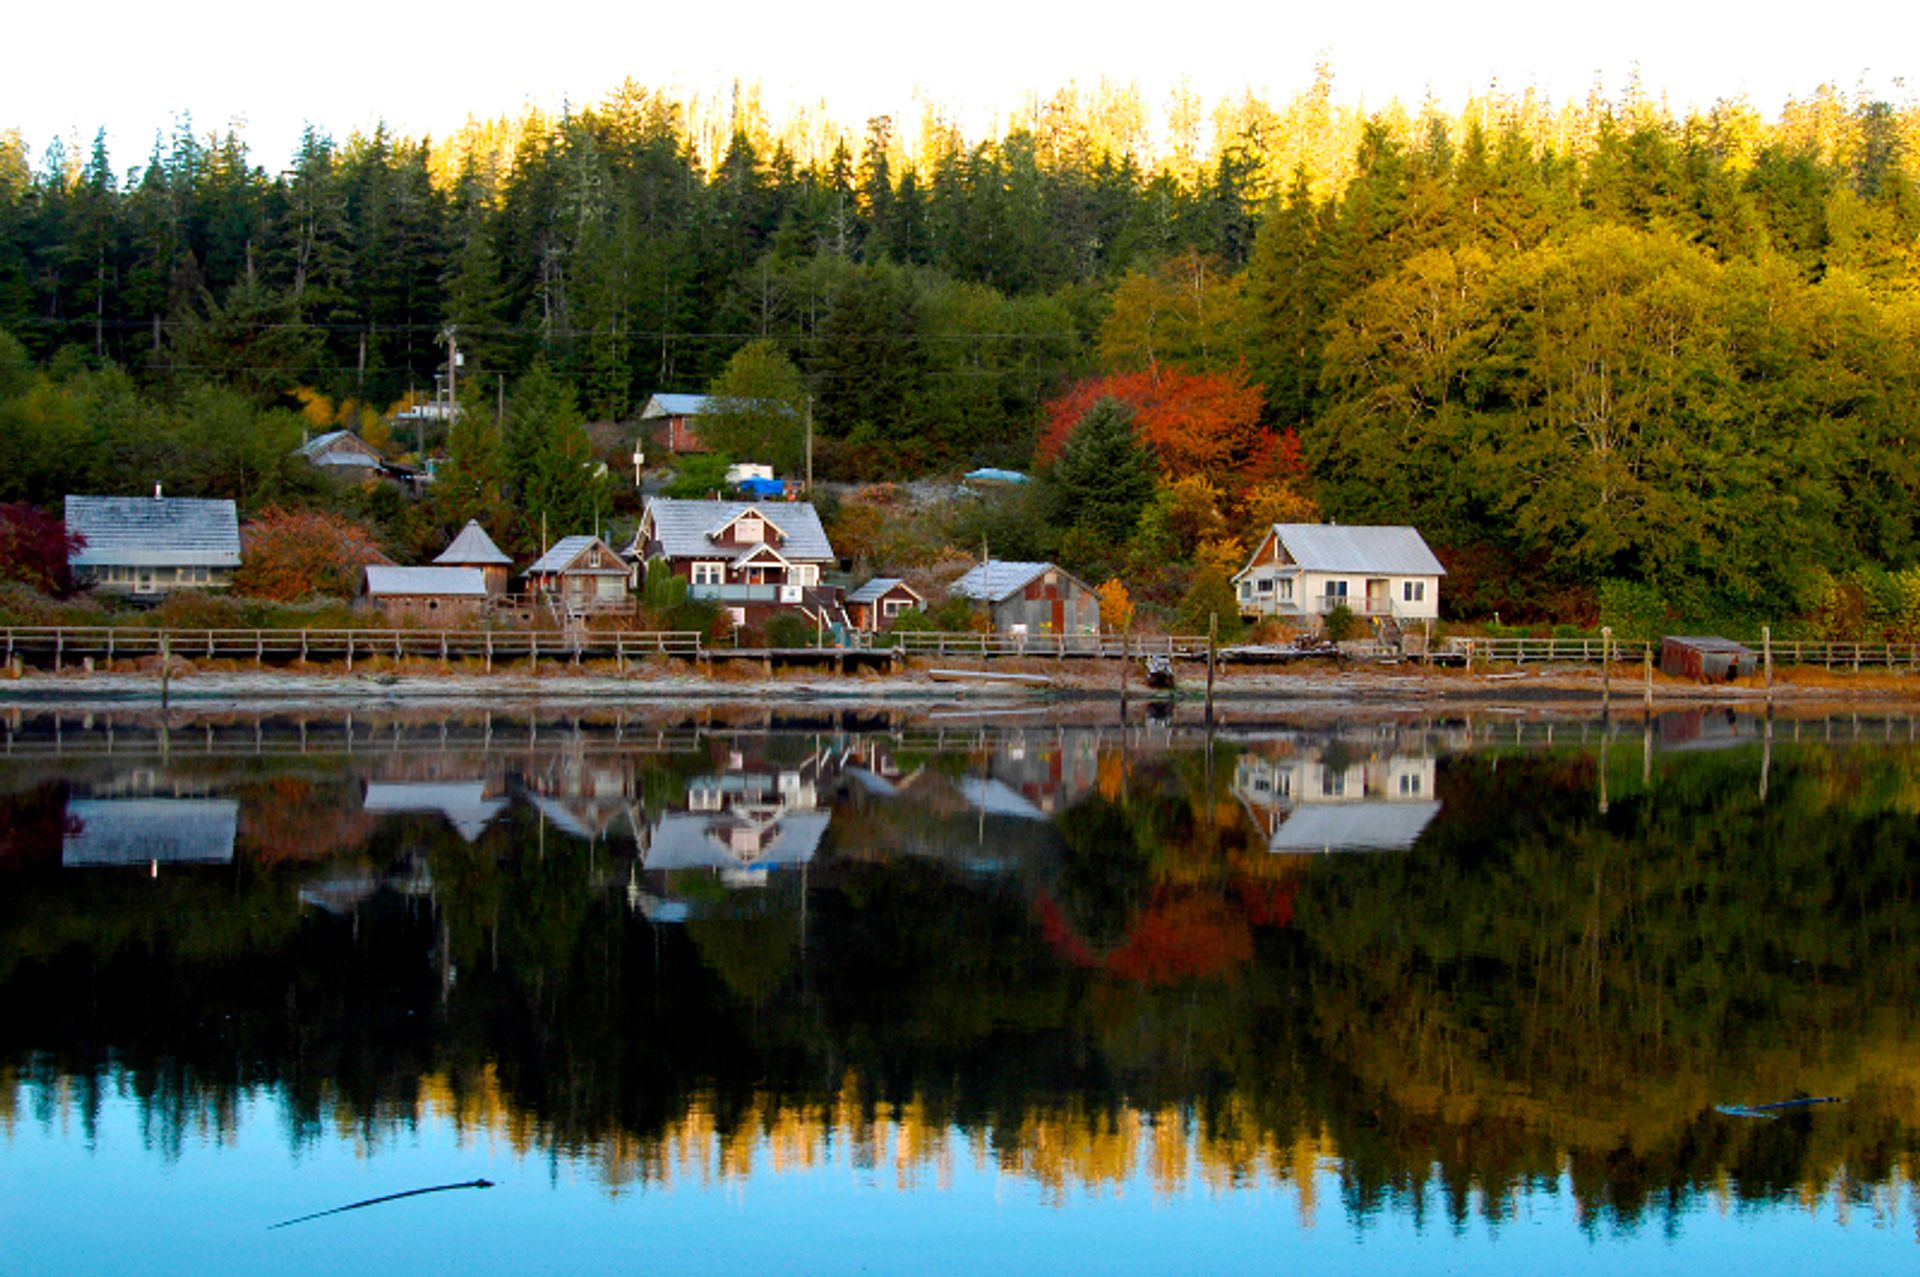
365, 565, 488, 625
1661, 636, 1759, 682
433, 520, 513, 594
845, 577, 924, 632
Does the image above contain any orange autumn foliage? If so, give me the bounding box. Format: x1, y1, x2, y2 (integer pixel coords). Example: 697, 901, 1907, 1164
235, 507, 391, 601
1037, 366, 1282, 492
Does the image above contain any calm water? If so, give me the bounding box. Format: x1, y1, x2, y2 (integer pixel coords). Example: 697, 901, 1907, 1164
3, 704, 1918, 1274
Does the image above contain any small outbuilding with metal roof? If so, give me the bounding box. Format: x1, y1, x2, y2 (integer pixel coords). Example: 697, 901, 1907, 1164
1660, 636, 1759, 682
846, 577, 924, 632
433, 519, 513, 594
948, 560, 1100, 636
524, 535, 632, 612
364, 565, 489, 625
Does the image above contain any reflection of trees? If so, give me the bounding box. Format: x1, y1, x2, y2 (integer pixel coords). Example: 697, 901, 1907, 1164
3, 734, 1920, 1230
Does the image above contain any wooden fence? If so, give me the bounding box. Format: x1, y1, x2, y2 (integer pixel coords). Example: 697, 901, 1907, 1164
0, 626, 703, 672
1448, 637, 1658, 666
884, 631, 1210, 659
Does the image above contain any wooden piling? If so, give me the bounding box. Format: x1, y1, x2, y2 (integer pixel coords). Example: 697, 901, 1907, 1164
1205, 612, 1218, 724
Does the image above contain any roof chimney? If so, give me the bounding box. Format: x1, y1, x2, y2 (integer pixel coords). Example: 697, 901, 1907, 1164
153, 483, 163, 500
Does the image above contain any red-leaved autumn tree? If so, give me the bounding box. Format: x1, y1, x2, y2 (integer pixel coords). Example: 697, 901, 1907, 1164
234, 507, 390, 601
1037, 365, 1282, 493
0, 503, 84, 595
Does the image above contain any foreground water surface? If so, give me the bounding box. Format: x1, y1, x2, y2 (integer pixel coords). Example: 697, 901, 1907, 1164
3, 704, 1918, 1274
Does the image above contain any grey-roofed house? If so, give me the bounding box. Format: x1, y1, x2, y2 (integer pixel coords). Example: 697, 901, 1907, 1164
65, 492, 241, 596
1233, 524, 1444, 628
1234, 751, 1441, 854
629, 497, 841, 631
295, 430, 384, 477
524, 535, 632, 612
638, 393, 797, 457
845, 577, 923, 633
364, 565, 489, 625
948, 560, 1100, 636
62, 797, 239, 866
433, 520, 513, 594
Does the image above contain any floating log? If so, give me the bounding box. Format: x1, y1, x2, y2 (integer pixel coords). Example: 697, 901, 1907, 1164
927, 669, 1053, 687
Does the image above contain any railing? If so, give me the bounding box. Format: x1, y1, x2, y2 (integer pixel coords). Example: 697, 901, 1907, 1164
1448, 637, 1657, 665
0, 626, 704, 670
886, 631, 1210, 659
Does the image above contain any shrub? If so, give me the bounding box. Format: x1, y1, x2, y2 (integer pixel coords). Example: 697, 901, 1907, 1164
1322, 603, 1359, 643
766, 612, 814, 648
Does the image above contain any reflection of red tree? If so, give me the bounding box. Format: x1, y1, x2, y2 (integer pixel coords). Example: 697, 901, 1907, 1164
1034, 887, 1262, 986
0, 786, 78, 870
239, 777, 375, 863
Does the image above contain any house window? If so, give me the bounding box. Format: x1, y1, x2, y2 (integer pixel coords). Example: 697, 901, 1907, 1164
883, 598, 910, 617
1239, 581, 1252, 600
693, 562, 723, 586
1256, 578, 1274, 594
1403, 581, 1426, 603
1277, 578, 1294, 600
793, 564, 818, 587
1327, 580, 1349, 598
736, 517, 762, 543
1398, 772, 1422, 796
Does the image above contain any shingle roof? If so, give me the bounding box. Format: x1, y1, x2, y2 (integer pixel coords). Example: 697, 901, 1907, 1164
365, 565, 488, 597
1268, 800, 1442, 853
948, 560, 1052, 603
846, 577, 912, 606
362, 781, 507, 842
434, 519, 512, 566
1268, 525, 1446, 576
634, 498, 835, 563
65, 495, 241, 568
526, 535, 626, 575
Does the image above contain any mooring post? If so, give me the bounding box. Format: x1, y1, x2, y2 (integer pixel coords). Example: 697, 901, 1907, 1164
1763, 624, 1773, 700
1643, 646, 1653, 709
160, 634, 171, 710
1601, 625, 1612, 714
1206, 612, 1218, 725
1120, 627, 1130, 712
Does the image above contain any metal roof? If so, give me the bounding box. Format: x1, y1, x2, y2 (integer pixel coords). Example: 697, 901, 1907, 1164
846, 577, 918, 606
634, 498, 835, 563
362, 782, 506, 842
365, 566, 488, 597
948, 561, 1053, 603
526, 535, 626, 576
640, 393, 716, 418
65, 495, 241, 568
1267, 800, 1442, 853
296, 430, 382, 464
62, 798, 239, 865
434, 519, 512, 566
1267, 525, 1446, 576
642, 809, 830, 871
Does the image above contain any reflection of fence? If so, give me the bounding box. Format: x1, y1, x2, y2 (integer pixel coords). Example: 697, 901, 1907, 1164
0, 626, 703, 671
1448, 635, 1920, 672
887, 631, 1210, 659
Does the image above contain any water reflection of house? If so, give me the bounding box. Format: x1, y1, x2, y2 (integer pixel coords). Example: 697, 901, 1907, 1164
636, 747, 834, 900
521, 753, 644, 842
1234, 749, 1441, 853
63, 798, 239, 866
363, 781, 509, 842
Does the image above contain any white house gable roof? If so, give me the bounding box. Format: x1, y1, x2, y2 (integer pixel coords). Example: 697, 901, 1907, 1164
730, 542, 793, 569
706, 504, 789, 543
1268, 525, 1446, 577
65, 495, 242, 568
634, 498, 834, 563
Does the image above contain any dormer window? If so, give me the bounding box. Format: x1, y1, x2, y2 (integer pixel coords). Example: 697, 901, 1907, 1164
736, 517, 763, 543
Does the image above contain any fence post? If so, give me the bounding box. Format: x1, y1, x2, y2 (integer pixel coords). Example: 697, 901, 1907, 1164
1644, 646, 1653, 709
345, 634, 354, 671
160, 634, 170, 709
1601, 626, 1612, 712
485, 632, 493, 673
301, 630, 309, 664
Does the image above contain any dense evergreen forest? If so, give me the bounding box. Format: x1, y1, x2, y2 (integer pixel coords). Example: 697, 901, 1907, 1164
4, 76, 1920, 627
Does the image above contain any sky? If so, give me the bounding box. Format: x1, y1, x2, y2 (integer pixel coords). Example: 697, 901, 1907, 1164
10, 0, 1918, 171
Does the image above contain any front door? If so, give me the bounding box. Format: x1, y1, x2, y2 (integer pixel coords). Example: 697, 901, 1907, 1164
1366, 579, 1389, 616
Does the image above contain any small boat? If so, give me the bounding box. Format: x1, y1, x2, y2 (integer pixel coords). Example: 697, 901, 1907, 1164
1143, 653, 1176, 691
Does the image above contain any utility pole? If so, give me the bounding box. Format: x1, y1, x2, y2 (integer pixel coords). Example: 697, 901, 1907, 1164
804, 395, 814, 493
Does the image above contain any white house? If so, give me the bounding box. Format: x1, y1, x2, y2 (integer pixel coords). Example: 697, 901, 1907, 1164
1233, 524, 1444, 626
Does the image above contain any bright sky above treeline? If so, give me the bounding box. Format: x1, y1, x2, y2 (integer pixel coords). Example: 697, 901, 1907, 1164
14, 0, 1919, 168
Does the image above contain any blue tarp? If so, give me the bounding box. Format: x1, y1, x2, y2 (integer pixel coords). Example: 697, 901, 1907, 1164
736, 477, 786, 498
964, 468, 1030, 484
